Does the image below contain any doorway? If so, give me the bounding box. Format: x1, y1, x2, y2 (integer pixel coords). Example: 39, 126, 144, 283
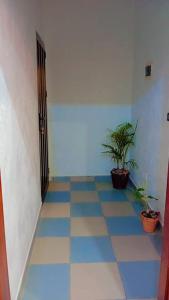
36, 33, 49, 201
158, 164, 169, 299
0, 175, 11, 300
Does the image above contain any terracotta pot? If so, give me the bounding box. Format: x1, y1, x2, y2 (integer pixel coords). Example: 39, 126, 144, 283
111, 169, 129, 189
141, 212, 159, 233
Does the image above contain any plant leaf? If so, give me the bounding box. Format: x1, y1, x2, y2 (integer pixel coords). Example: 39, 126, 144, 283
148, 195, 159, 201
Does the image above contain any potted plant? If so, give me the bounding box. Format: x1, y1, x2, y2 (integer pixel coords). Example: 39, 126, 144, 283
102, 122, 137, 189
133, 185, 159, 233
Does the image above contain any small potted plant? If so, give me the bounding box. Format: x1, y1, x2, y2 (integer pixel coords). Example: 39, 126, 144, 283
133, 185, 159, 233
102, 122, 137, 189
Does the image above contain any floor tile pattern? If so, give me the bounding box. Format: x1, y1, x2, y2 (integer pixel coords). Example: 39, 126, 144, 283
21, 176, 162, 300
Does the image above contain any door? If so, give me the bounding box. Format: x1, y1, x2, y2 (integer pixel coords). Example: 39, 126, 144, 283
36, 34, 49, 201
158, 164, 169, 299
0, 175, 11, 300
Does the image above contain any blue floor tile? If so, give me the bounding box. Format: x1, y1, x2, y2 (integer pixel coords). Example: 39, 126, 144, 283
71, 203, 102, 217
71, 182, 96, 191
99, 190, 128, 202
119, 261, 160, 299
36, 218, 70, 237
95, 176, 112, 183
71, 237, 115, 263
22, 175, 162, 299
52, 176, 70, 182
106, 216, 145, 235
150, 233, 163, 256
23, 264, 69, 300
132, 201, 144, 215
45, 191, 70, 202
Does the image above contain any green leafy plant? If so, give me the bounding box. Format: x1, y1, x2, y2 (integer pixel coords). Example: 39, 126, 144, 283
133, 185, 159, 218
102, 122, 137, 170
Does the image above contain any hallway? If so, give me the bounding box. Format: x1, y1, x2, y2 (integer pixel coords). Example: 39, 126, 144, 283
21, 176, 161, 300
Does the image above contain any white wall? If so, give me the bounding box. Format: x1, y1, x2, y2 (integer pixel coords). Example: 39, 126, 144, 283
42, 0, 135, 105
131, 0, 169, 223
0, 0, 42, 298
42, 0, 135, 176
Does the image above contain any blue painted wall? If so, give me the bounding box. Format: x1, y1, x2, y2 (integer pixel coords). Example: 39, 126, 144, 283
48, 104, 131, 176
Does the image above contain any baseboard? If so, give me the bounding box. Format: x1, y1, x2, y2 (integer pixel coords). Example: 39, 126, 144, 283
128, 175, 137, 188
16, 203, 42, 300
50, 174, 111, 180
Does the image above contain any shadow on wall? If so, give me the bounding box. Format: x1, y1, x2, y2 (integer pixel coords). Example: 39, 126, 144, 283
0, 53, 41, 300
1, 0, 42, 299
0, 67, 40, 192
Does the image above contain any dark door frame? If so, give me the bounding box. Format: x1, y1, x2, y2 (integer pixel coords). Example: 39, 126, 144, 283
36, 33, 49, 201
158, 163, 169, 299
0, 174, 11, 300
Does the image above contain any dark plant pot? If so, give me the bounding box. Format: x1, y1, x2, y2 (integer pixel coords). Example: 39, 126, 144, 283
111, 168, 129, 189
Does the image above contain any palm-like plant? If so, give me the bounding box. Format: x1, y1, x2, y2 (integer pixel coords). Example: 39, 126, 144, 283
102, 122, 137, 170
133, 185, 158, 217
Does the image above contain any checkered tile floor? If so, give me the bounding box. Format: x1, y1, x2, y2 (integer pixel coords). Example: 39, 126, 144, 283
21, 176, 162, 300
